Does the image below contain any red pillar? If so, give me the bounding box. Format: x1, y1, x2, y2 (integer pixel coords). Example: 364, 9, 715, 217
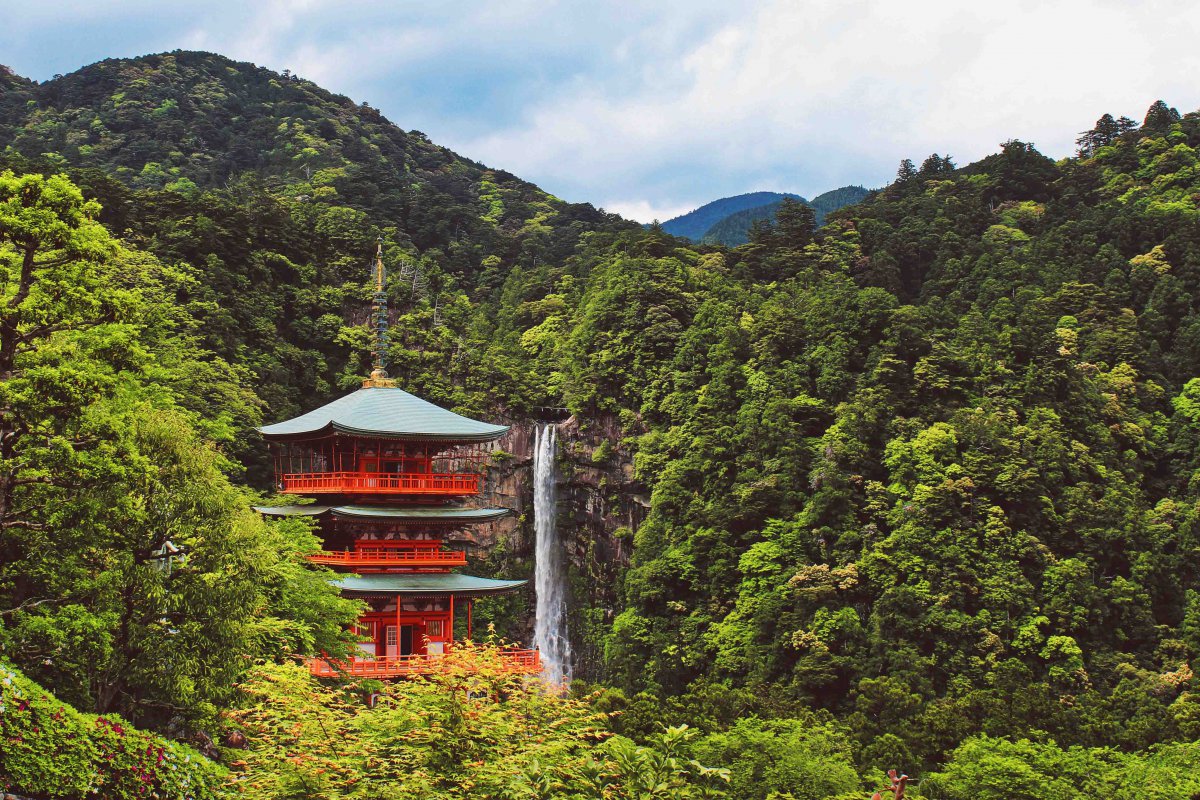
449, 594, 455, 644
467, 599, 473, 641
395, 598, 401, 661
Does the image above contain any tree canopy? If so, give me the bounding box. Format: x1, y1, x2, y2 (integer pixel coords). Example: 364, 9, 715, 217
3, 53, 1200, 796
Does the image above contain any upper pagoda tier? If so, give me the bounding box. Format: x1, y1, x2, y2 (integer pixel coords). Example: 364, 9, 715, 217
259, 386, 509, 443
259, 387, 508, 497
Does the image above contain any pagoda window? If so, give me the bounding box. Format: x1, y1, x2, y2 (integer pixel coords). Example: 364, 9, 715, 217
355, 621, 377, 657
426, 619, 444, 638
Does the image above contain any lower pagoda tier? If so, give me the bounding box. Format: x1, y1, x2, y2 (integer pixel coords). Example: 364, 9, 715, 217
308, 648, 540, 678
252, 504, 538, 677
311, 573, 538, 677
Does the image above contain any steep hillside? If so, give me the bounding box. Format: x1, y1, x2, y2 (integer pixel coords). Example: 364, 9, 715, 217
597, 109, 1200, 769
0, 52, 634, 444
660, 190, 802, 240
1, 50, 573, 225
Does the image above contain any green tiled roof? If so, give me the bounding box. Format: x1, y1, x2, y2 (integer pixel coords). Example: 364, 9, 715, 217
258, 387, 509, 442
334, 572, 527, 597
253, 505, 331, 516
253, 505, 511, 523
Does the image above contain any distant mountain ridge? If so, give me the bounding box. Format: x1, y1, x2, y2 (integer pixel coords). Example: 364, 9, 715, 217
659, 191, 803, 240
807, 184, 871, 217
661, 186, 871, 245
700, 185, 871, 246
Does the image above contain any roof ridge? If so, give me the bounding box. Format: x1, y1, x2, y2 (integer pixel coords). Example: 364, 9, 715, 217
259, 386, 509, 442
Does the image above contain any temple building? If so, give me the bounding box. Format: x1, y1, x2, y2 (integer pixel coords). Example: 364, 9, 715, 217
255, 243, 538, 677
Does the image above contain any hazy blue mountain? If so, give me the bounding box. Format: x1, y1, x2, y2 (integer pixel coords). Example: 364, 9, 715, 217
659, 191, 803, 240
700, 185, 872, 246
700, 201, 786, 246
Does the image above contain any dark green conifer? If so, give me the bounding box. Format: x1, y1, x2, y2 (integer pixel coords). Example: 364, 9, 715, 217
773, 197, 816, 248
1143, 99, 1181, 130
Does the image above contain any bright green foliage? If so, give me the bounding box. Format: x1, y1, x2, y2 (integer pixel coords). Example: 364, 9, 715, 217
0, 171, 360, 728
691, 717, 861, 799
222, 644, 729, 799
0, 660, 227, 799
917, 736, 1200, 800
600, 104, 1200, 770
6, 54, 1200, 785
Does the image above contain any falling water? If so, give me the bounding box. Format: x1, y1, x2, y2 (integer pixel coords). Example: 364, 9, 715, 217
533, 424, 571, 684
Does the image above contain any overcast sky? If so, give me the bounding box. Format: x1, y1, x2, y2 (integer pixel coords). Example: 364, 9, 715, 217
7, 0, 1200, 221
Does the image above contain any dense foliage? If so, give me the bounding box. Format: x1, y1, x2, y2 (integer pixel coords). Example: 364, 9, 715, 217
597, 113, 1200, 772
4, 52, 1200, 796
0, 170, 360, 730
920, 735, 1200, 799
0, 660, 227, 798
222, 644, 739, 800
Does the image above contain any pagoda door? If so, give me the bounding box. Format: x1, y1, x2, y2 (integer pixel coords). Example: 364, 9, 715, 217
385, 625, 415, 657
400, 625, 414, 655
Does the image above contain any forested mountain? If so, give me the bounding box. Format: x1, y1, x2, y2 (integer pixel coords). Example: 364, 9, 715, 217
660, 190, 802, 239
808, 184, 871, 217
0, 51, 633, 470
701, 185, 871, 245
700, 200, 787, 245
3, 49, 1200, 799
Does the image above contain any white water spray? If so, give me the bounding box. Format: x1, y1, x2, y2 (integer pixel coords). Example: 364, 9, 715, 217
533, 424, 571, 684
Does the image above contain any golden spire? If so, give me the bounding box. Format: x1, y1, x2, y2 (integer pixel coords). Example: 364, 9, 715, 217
364, 238, 396, 388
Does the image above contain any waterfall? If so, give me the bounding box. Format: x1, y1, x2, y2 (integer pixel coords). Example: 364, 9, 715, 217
533, 424, 571, 684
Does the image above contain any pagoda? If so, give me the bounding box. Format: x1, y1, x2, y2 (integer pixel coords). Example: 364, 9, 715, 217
256, 243, 538, 678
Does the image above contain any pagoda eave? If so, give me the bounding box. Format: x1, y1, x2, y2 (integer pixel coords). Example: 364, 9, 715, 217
256, 386, 510, 443
334, 573, 527, 598
254, 504, 512, 524
260, 423, 510, 444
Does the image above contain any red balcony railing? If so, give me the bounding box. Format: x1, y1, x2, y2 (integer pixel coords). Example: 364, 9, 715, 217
306, 547, 467, 569
307, 649, 541, 678
280, 471, 481, 496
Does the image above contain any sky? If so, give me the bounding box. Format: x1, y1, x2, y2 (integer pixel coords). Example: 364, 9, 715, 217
6, 0, 1200, 222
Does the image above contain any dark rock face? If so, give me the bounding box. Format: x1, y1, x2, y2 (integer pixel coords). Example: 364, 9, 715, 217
475, 415, 648, 678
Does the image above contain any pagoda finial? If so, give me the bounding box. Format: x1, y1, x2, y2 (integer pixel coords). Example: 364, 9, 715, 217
364, 238, 396, 388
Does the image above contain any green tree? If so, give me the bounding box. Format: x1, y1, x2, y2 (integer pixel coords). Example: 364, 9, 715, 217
1142, 99, 1181, 131
0, 172, 359, 727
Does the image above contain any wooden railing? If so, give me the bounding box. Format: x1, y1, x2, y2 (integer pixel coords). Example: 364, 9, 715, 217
308, 649, 541, 678
280, 471, 480, 495
306, 548, 467, 569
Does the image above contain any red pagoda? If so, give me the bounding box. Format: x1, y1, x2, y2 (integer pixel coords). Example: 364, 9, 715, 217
256, 244, 538, 677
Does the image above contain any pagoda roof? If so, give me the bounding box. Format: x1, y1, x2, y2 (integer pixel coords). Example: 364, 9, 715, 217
258, 386, 509, 442
333, 572, 527, 597
253, 505, 512, 523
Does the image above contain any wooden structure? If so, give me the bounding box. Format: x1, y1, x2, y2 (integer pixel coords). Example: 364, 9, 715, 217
255, 244, 537, 678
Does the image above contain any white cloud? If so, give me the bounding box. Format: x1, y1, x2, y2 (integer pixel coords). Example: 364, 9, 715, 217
8, 0, 1200, 220
603, 199, 696, 225
456, 0, 1200, 215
